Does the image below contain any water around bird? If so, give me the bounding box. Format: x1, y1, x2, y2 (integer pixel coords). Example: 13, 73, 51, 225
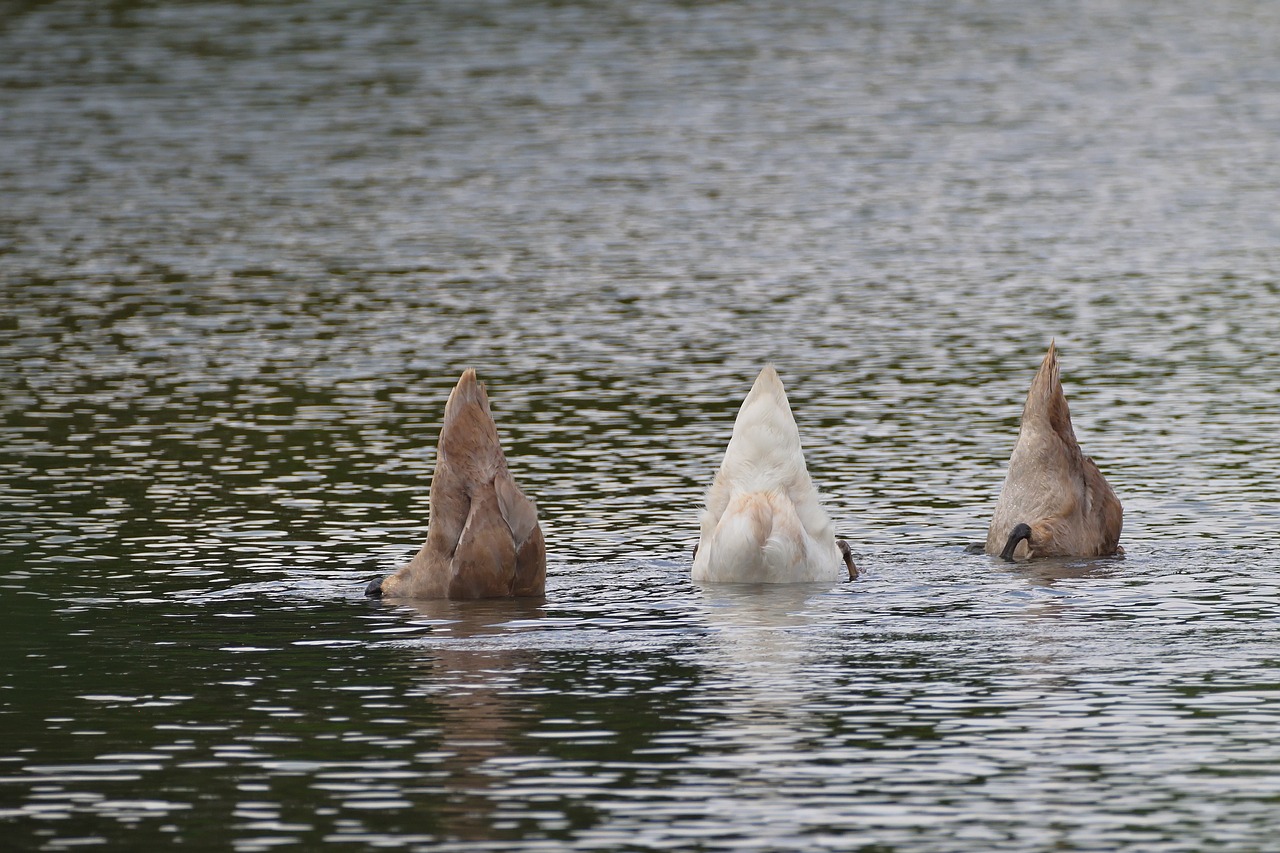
2, 1, 1280, 849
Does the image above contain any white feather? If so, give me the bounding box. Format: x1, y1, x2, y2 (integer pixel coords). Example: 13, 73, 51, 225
693, 365, 843, 583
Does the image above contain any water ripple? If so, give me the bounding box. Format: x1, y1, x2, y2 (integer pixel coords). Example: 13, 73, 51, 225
3, 0, 1280, 849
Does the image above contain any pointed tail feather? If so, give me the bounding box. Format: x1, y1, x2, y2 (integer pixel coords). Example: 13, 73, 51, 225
719, 365, 809, 493
424, 369, 508, 560
1021, 340, 1076, 443
438, 369, 506, 471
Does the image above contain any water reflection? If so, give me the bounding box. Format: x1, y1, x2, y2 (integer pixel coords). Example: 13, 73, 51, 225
694, 582, 832, 723
690, 584, 840, 804
695, 582, 829, 679
380, 598, 548, 842
1002, 555, 1126, 588
3, 0, 1280, 849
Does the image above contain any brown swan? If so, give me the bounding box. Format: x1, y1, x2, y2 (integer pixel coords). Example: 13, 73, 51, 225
366, 369, 545, 599
985, 341, 1123, 561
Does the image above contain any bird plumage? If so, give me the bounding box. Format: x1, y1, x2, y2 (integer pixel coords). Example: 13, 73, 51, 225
985, 341, 1123, 560
693, 365, 851, 583
368, 369, 545, 599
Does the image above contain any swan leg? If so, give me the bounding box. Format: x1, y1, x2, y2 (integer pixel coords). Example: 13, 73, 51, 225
838, 539, 857, 580
999, 523, 1033, 562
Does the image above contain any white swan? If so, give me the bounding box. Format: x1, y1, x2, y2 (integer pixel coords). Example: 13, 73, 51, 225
693, 365, 855, 583
367, 369, 546, 599
985, 341, 1123, 561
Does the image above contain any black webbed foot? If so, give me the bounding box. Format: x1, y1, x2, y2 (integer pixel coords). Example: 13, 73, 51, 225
963, 543, 986, 555
838, 539, 857, 580
999, 523, 1032, 562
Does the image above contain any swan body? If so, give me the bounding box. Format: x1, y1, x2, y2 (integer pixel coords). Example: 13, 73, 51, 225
367, 369, 545, 599
693, 365, 854, 583
985, 341, 1123, 560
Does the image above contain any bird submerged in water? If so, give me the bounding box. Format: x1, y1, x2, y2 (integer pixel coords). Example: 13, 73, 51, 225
366, 369, 545, 600
985, 341, 1123, 561
693, 365, 856, 583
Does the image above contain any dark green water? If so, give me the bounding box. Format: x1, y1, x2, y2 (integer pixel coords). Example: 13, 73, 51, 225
3, 1, 1280, 849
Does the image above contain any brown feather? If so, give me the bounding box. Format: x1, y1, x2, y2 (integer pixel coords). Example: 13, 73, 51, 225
375, 369, 546, 599
986, 342, 1123, 559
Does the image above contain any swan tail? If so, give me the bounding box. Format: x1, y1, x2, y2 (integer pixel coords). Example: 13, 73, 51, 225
1021, 340, 1077, 446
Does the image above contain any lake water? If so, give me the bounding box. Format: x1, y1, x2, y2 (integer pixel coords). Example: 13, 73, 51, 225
3, 0, 1280, 849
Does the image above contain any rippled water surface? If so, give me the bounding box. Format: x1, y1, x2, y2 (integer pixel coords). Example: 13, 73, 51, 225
3, 1, 1280, 849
